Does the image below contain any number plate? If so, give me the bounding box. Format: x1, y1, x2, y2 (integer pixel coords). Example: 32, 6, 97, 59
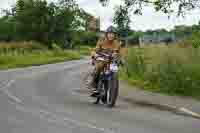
110, 64, 118, 72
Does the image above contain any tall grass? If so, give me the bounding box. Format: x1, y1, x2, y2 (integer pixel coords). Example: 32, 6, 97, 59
121, 45, 200, 99
0, 42, 80, 70
0, 50, 80, 70
0, 41, 47, 55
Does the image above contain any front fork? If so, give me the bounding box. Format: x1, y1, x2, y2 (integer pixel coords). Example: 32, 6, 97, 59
99, 65, 113, 93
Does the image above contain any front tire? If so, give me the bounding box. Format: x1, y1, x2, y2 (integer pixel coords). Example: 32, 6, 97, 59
107, 72, 119, 108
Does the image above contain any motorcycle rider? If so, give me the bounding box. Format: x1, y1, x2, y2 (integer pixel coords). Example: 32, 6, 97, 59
89, 26, 121, 97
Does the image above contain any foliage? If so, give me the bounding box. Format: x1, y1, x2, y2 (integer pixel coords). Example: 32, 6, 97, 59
52, 43, 63, 53
71, 31, 98, 47
177, 31, 200, 48
99, 0, 199, 17
113, 5, 130, 38
0, 17, 16, 41
127, 22, 200, 45
99, 0, 199, 38
0, 0, 87, 48
187, 31, 200, 48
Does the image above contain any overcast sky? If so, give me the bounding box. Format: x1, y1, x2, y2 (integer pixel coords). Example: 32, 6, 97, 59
1, 0, 200, 31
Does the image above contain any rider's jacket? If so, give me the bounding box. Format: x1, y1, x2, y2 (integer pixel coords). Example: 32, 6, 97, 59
91, 38, 121, 58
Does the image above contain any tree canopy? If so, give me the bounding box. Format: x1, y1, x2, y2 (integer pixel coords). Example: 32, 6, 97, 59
99, 0, 199, 16
99, 0, 200, 37
0, 0, 90, 48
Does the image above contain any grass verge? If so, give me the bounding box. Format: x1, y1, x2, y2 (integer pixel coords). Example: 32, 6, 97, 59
0, 50, 81, 70
120, 45, 200, 100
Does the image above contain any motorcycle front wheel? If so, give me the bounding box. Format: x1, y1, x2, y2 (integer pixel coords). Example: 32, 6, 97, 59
106, 72, 119, 108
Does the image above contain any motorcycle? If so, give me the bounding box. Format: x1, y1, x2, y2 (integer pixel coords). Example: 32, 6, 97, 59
91, 50, 120, 107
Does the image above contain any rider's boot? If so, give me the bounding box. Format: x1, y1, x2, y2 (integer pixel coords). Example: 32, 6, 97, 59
89, 73, 100, 97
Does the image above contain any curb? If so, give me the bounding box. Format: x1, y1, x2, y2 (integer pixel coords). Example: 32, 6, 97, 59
121, 96, 200, 120
177, 108, 200, 119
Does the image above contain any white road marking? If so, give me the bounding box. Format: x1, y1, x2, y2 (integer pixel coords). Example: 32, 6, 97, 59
3, 89, 22, 104
179, 107, 200, 119
0, 60, 89, 107
0, 79, 115, 133
0, 80, 22, 104
0, 80, 15, 91
40, 109, 115, 133
1, 59, 199, 133
11, 101, 115, 133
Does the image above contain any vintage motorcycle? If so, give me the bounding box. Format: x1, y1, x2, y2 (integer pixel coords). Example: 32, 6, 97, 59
90, 50, 121, 107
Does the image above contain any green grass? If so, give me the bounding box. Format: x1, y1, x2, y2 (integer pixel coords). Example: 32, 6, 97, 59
0, 50, 81, 70
120, 45, 200, 100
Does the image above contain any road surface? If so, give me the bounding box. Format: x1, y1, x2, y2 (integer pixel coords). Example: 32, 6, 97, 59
0, 59, 199, 133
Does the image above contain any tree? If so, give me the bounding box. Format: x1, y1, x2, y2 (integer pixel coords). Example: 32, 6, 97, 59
0, 0, 89, 48
14, 0, 52, 42
187, 31, 200, 48
156, 29, 168, 35
100, 0, 199, 32
171, 25, 193, 40
0, 17, 15, 41
72, 31, 98, 46
145, 30, 154, 35
113, 5, 130, 38
1, 0, 82, 47
99, 0, 199, 16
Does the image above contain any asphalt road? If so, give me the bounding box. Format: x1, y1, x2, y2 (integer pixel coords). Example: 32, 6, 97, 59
0, 59, 199, 133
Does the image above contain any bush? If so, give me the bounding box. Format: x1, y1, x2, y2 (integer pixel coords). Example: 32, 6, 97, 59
52, 43, 62, 52
72, 31, 98, 47
178, 31, 200, 48
189, 31, 200, 48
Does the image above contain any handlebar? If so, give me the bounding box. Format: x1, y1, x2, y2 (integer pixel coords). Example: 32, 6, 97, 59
95, 52, 112, 58
94, 52, 120, 65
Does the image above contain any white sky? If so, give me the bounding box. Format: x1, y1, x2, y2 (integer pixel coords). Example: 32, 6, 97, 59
1, 0, 200, 31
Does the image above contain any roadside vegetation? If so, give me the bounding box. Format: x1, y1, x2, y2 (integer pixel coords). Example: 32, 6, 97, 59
0, 0, 96, 70
1, 0, 200, 99
120, 34, 200, 100
0, 41, 80, 70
